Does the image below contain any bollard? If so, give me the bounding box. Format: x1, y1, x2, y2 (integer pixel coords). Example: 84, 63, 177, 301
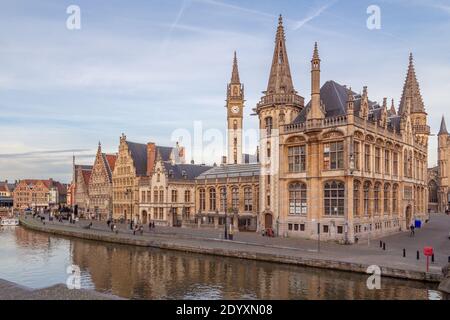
448, 256, 450, 263
380, 241, 383, 248
432, 254, 435, 264
417, 251, 420, 260
403, 249, 406, 257
383, 243, 386, 251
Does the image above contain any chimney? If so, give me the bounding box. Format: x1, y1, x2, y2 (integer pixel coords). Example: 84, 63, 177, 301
222, 156, 227, 165
147, 142, 156, 176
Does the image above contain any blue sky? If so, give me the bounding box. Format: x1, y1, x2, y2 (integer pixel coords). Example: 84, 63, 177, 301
0, 0, 449, 182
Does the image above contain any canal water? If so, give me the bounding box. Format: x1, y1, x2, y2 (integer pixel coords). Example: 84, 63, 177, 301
0, 227, 445, 300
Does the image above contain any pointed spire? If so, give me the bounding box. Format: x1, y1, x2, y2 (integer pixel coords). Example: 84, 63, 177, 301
347, 87, 354, 112
399, 53, 425, 115
265, 14, 295, 95
231, 51, 240, 84
313, 42, 320, 60
439, 116, 448, 135
390, 99, 397, 116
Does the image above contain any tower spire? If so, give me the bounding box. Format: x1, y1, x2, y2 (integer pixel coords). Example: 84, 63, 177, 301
439, 116, 448, 135
399, 53, 425, 115
231, 51, 240, 84
389, 99, 397, 116
266, 14, 296, 95
308, 42, 324, 121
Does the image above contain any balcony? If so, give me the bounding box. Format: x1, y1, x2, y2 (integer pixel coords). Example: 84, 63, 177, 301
257, 93, 304, 109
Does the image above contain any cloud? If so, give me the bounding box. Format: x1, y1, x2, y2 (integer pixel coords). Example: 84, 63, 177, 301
0, 149, 91, 159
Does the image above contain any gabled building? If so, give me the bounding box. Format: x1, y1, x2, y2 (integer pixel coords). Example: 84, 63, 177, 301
74, 164, 93, 215
87, 142, 117, 220
0, 180, 16, 208
112, 134, 184, 221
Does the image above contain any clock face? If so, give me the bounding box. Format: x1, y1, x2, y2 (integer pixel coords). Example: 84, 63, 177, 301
231, 106, 240, 114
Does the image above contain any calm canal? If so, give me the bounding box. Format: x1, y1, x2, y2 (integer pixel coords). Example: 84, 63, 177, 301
0, 227, 445, 300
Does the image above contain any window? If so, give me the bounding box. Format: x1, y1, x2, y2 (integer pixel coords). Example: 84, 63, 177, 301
171, 190, 178, 203
159, 190, 164, 203
393, 152, 399, 176
374, 183, 381, 214
244, 187, 253, 212
267, 142, 271, 158
141, 191, 146, 203
364, 182, 371, 216
354, 181, 361, 216
209, 188, 216, 211
294, 224, 299, 231
385, 150, 390, 175
154, 190, 158, 203
354, 141, 361, 170
300, 224, 305, 231
288, 146, 306, 172
288, 224, 293, 231
265, 117, 273, 136
337, 226, 343, 234
429, 180, 438, 203
324, 181, 345, 216
375, 147, 381, 173
220, 187, 227, 212
364, 144, 371, 172
289, 182, 307, 215
384, 184, 390, 214
392, 185, 398, 214
199, 189, 206, 212
185, 190, 191, 203
324, 142, 344, 170
232, 188, 239, 210
323, 225, 329, 233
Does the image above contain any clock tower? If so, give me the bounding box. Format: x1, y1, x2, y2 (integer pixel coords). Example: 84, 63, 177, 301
227, 51, 244, 164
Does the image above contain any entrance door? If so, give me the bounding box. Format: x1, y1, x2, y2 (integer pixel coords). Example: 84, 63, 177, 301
142, 211, 148, 225
264, 213, 273, 229
406, 206, 412, 228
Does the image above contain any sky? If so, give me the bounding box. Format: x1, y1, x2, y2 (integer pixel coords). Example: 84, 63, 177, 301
0, 0, 449, 183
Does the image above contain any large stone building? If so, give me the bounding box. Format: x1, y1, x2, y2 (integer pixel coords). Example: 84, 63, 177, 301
193, 16, 429, 243
138, 157, 212, 227
13, 179, 67, 211
112, 134, 183, 221
255, 17, 429, 242
74, 163, 93, 215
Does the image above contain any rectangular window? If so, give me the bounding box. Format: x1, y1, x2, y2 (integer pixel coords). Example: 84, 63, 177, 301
300, 224, 305, 232
324, 142, 344, 170
337, 226, 343, 234
364, 144, 371, 173
393, 152, 399, 176
288, 145, 306, 172
294, 224, 299, 231
288, 224, 293, 231
354, 141, 360, 170
375, 147, 381, 173
323, 225, 329, 233
385, 150, 390, 175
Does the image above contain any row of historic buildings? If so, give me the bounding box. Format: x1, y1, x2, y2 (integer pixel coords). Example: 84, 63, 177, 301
12, 179, 67, 210
71, 15, 433, 243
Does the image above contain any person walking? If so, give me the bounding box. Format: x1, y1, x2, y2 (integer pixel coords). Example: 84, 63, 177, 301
410, 224, 415, 237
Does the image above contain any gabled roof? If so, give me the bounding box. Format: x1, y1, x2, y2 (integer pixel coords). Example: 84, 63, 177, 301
163, 162, 213, 181
196, 163, 261, 180
439, 116, 448, 136
101, 153, 117, 182
126, 141, 173, 176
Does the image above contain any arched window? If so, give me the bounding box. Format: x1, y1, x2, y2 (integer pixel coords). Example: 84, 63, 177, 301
364, 182, 371, 216
324, 181, 345, 216
354, 181, 361, 216
289, 182, 307, 215
384, 184, 391, 214
209, 188, 216, 211
429, 180, 438, 203
232, 187, 239, 210
220, 187, 227, 212
199, 189, 206, 212
244, 187, 253, 212
392, 185, 399, 214
374, 183, 381, 214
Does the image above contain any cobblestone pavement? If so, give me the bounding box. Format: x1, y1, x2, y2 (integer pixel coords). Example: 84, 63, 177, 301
24, 213, 450, 277
0, 279, 122, 300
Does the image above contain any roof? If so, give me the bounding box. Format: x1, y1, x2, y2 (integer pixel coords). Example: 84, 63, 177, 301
0, 181, 16, 192
292, 80, 401, 132
439, 116, 448, 135
163, 162, 213, 181
102, 153, 117, 182
399, 54, 425, 115
82, 170, 92, 185
196, 163, 261, 180
126, 141, 173, 176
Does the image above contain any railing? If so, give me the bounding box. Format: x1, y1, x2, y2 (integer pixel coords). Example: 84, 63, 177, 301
413, 125, 431, 135
283, 115, 348, 133
257, 94, 304, 108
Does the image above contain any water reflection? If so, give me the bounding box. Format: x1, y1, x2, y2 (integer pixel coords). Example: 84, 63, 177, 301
0, 227, 445, 300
